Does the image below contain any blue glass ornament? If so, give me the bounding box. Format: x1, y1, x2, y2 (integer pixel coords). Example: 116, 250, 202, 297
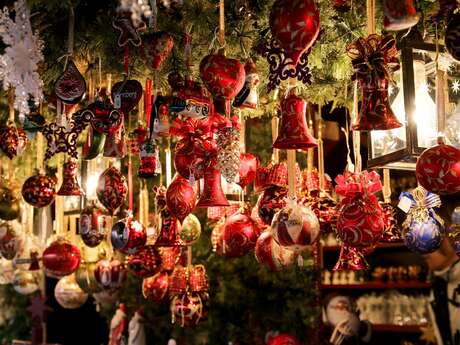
404, 218, 443, 254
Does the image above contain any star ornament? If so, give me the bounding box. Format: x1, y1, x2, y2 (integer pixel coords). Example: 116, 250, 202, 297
452, 79, 460, 94
27, 296, 52, 323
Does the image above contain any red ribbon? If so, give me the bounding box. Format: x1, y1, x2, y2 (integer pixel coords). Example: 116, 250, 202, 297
128, 156, 134, 211
335, 170, 382, 197
145, 79, 152, 128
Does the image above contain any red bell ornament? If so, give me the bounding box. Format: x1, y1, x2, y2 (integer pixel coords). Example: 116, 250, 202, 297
166, 175, 197, 223
96, 166, 128, 215
142, 32, 174, 71
415, 142, 460, 195
383, 0, 420, 31
127, 245, 162, 278
255, 231, 297, 271
273, 94, 317, 150
142, 271, 169, 302
42, 237, 81, 278
0, 124, 28, 159
22, 173, 56, 208
196, 165, 229, 208
270, 0, 320, 65
79, 204, 109, 248
237, 153, 259, 189
57, 159, 84, 196
94, 259, 127, 290
111, 216, 147, 254
171, 292, 204, 327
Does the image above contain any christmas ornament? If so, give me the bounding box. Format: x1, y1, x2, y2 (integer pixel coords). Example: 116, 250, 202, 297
207, 202, 240, 222
42, 237, 81, 278
54, 274, 88, 309
170, 292, 204, 327
301, 194, 338, 234
138, 140, 161, 178
128, 309, 146, 345
179, 214, 201, 245
257, 186, 288, 226
347, 35, 402, 131
267, 334, 301, 345
445, 13, 460, 61
82, 125, 104, 161
104, 122, 126, 158
237, 153, 259, 189
380, 202, 401, 242
415, 142, 460, 195
196, 165, 230, 208
142, 271, 169, 302
158, 247, 180, 271
75, 262, 103, 294
266, 162, 301, 189
301, 170, 333, 193
168, 265, 187, 296
113, 15, 145, 47
0, 0, 43, 116
188, 265, 209, 293
155, 187, 182, 247
128, 125, 148, 155
57, 159, 84, 196
0, 220, 24, 260
79, 204, 109, 248
13, 269, 40, 295
109, 304, 128, 345
255, 164, 271, 192
111, 216, 147, 254
273, 93, 317, 150
142, 32, 174, 70
233, 58, 260, 109
94, 259, 127, 290
0, 182, 20, 220
22, 172, 56, 208
127, 245, 161, 277
221, 208, 261, 258
324, 295, 363, 345
0, 124, 28, 159
13, 232, 42, 271
334, 171, 385, 270
383, 0, 420, 31
86, 101, 123, 135
111, 79, 143, 113
97, 166, 128, 215
0, 258, 14, 284
255, 231, 297, 271
166, 175, 197, 223
216, 117, 241, 183
54, 60, 86, 104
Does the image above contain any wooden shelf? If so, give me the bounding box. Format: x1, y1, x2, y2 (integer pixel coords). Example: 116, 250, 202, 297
321, 282, 431, 290
372, 324, 428, 333
322, 242, 405, 252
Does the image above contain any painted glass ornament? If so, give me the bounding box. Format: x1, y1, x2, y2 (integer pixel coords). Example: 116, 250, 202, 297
12, 269, 40, 295
94, 259, 127, 290
96, 166, 128, 215
54, 60, 86, 104
166, 175, 197, 223
75, 262, 103, 294
383, 0, 420, 31
142, 271, 169, 302
0, 124, 28, 159
22, 173, 56, 208
111, 216, 147, 254
54, 274, 88, 309
127, 245, 161, 278
57, 159, 84, 196
179, 214, 201, 245
138, 140, 161, 178
170, 292, 204, 327
155, 187, 182, 247
158, 247, 180, 271
0, 182, 20, 221
79, 204, 109, 248
255, 231, 297, 271
42, 237, 81, 278
142, 32, 174, 71
0, 220, 24, 260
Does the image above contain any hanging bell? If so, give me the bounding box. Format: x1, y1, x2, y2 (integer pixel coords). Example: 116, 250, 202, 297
57, 159, 84, 196
273, 94, 317, 150
196, 165, 230, 208
233, 58, 260, 110
383, 0, 420, 31
353, 77, 403, 131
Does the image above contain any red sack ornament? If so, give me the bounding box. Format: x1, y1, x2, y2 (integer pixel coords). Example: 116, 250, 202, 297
383, 0, 420, 31
111, 216, 147, 254
42, 237, 81, 278
271, 200, 320, 252
142, 32, 174, 71
196, 165, 230, 208
169, 265, 187, 296
142, 271, 169, 302
94, 259, 127, 290
0, 124, 28, 159
273, 93, 317, 150
237, 153, 259, 189
221, 208, 261, 258
255, 231, 297, 271
171, 292, 204, 327
166, 175, 197, 223
257, 186, 288, 226
79, 203, 109, 247
347, 35, 402, 131
334, 171, 385, 270
22, 173, 56, 208
57, 159, 84, 196
111, 79, 143, 113
189, 265, 209, 293
54, 60, 86, 104
415, 142, 460, 195
96, 166, 128, 215
127, 245, 161, 278
267, 334, 302, 345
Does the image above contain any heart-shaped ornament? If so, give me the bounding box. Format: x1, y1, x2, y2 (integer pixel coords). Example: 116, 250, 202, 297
54, 60, 86, 104
142, 32, 174, 71
111, 80, 143, 113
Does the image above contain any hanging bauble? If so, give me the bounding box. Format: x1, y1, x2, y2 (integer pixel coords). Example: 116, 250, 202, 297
179, 214, 201, 245
42, 237, 81, 278
142, 32, 174, 70
87, 102, 123, 136
273, 94, 317, 150
57, 159, 84, 196
271, 201, 320, 252
217, 122, 241, 183
255, 231, 297, 271
0, 183, 20, 221
54, 60, 86, 104
174, 141, 206, 181
415, 142, 460, 195
111, 216, 147, 254
383, 0, 420, 31
139, 140, 161, 178
96, 166, 128, 215
166, 175, 197, 223
445, 13, 460, 61
0, 123, 28, 159
142, 271, 169, 302
170, 292, 204, 327
158, 247, 180, 271
94, 259, 127, 290
14, 232, 42, 271
221, 209, 261, 258
265, 162, 301, 190
127, 245, 162, 278
404, 218, 443, 254
22, 173, 56, 208
269, 0, 320, 65
233, 58, 260, 110
196, 165, 230, 208
82, 125, 105, 160
257, 186, 288, 226
155, 187, 182, 247
12, 269, 40, 295
0, 220, 24, 260
75, 262, 103, 294
111, 79, 143, 113
79, 204, 109, 248
54, 274, 88, 309
236, 153, 259, 190
0, 258, 14, 284
301, 169, 333, 193
168, 265, 187, 296
267, 334, 301, 345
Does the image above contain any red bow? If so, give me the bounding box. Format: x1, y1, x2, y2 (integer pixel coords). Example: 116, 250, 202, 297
335, 170, 382, 197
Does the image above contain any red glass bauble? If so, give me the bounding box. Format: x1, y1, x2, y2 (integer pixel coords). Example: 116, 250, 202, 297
174, 141, 206, 180
270, 0, 320, 65
257, 186, 288, 226
142, 32, 174, 71
267, 333, 302, 345
383, 0, 419, 31
221, 210, 261, 258
22, 174, 56, 208
42, 238, 81, 278
0, 124, 28, 159
166, 175, 197, 223
415, 143, 460, 195
94, 259, 127, 290
142, 271, 169, 302
127, 245, 161, 278
79, 204, 108, 248
237, 153, 259, 189
96, 166, 128, 215
171, 292, 204, 327
111, 216, 147, 254
255, 231, 297, 271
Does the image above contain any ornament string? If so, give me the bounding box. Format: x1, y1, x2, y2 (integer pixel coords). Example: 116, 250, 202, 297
145, 79, 152, 128
218, 0, 225, 48
317, 106, 325, 191
124, 46, 130, 76
435, 24, 447, 138
287, 150, 296, 199
306, 104, 314, 173
366, 0, 376, 35
351, 80, 362, 172
166, 138, 172, 187
383, 168, 391, 203
271, 88, 280, 163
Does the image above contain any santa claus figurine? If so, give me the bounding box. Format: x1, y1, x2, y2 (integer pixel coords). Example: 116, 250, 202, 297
109, 303, 128, 345
128, 308, 146, 345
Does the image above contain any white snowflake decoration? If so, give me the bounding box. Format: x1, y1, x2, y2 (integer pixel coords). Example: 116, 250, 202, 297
452, 80, 460, 94
118, 0, 152, 28
0, 0, 44, 118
